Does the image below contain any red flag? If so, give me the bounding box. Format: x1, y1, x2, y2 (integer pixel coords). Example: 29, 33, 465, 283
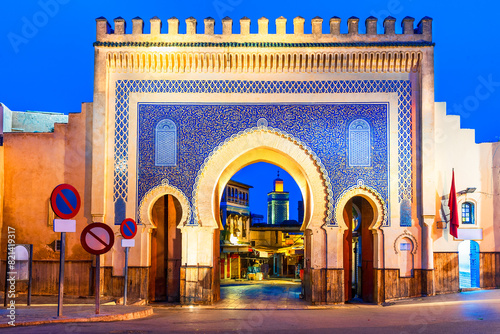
448, 170, 459, 238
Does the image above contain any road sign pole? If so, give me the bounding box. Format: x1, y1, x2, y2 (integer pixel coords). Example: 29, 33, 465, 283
80, 221, 114, 314
51, 183, 80, 317
57, 232, 66, 317
95, 254, 100, 315
28, 244, 33, 306
123, 247, 129, 305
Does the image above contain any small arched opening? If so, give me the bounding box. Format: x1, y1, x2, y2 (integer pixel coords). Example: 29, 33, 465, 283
149, 195, 183, 302
343, 196, 375, 302
458, 240, 480, 289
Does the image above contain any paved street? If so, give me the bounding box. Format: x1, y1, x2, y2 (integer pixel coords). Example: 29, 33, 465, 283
216, 279, 307, 309
2, 287, 500, 333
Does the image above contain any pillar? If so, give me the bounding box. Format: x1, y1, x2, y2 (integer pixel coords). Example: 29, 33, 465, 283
422, 215, 436, 296
179, 226, 217, 304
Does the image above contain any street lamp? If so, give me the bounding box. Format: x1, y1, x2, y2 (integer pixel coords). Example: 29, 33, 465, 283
458, 187, 476, 195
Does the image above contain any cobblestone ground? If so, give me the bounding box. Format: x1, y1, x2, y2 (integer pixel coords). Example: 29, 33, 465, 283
217, 279, 308, 309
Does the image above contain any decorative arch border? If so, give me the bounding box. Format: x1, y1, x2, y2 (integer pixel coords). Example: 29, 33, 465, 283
334, 181, 388, 231
191, 124, 335, 228
393, 229, 418, 255
138, 179, 191, 228
113, 79, 412, 216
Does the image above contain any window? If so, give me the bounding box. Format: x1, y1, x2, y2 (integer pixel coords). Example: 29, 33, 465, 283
461, 202, 475, 224
400, 242, 411, 251
155, 119, 177, 166
349, 119, 371, 167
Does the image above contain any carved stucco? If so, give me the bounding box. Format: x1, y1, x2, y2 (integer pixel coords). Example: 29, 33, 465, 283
334, 182, 387, 231
394, 229, 418, 255
138, 179, 191, 229
192, 126, 331, 230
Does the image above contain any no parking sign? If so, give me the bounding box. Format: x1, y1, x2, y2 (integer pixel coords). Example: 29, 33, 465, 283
50, 184, 81, 219
120, 218, 137, 239
119, 218, 137, 306
50, 183, 81, 318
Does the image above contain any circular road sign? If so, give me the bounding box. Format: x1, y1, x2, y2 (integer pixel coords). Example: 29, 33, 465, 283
80, 223, 115, 255
50, 184, 81, 219
120, 218, 137, 239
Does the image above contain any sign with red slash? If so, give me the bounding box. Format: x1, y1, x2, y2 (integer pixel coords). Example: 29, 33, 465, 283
80, 223, 115, 255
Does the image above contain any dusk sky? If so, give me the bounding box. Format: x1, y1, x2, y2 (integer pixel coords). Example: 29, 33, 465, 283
1, 0, 499, 218
232, 162, 302, 222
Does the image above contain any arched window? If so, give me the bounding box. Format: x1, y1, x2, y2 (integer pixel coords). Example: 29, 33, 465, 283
461, 202, 475, 225
155, 119, 177, 167
349, 119, 371, 167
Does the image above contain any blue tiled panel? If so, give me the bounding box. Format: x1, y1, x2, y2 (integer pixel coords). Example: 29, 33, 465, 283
137, 103, 389, 226
155, 119, 177, 167
114, 198, 126, 225
348, 119, 371, 167
400, 199, 412, 227
113, 80, 413, 226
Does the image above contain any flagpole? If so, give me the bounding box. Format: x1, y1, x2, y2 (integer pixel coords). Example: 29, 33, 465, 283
448, 169, 459, 238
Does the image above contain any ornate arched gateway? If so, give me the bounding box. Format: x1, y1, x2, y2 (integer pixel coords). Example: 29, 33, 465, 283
190, 127, 335, 303
91, 15, 436, 304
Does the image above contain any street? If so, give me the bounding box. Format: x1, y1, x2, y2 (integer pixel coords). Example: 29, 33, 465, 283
3, 289, 500, 333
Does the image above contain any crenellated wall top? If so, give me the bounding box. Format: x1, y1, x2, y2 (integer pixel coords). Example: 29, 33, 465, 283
94, 16, 433, 47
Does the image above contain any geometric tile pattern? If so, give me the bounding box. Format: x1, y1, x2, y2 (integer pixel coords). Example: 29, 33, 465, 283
113, 80, 413, 226
400, 198, 412, 227
397, 82, 413, 226
114, 85, 129, 202
397, 82, 413, 203
348, 119, 371, 167
155, 131, 176, 166
191, 125, 335, 227
137, 103, 389, 227
155, 119, 177, 167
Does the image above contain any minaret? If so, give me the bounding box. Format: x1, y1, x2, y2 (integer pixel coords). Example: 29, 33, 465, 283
267, 171, 290, 225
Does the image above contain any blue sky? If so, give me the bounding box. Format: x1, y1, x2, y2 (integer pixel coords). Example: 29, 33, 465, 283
232, 162, 302, 221
1, 1, 499, 216
1, 0, 499, 143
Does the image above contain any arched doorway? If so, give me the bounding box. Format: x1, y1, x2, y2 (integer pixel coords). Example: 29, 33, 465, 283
191, 128, 333, 304
214, 158, 309, 304
149, 194, 183, 302
343, 196, 375, 302
138, 180, 191, 302
218, 162, 306, 305
458, 240, 480, 289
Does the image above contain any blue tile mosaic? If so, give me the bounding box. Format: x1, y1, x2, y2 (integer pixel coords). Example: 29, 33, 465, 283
348, 119, 371, 167
155, 119, 177, 167
113, 80, 413, 227
137, 103, 389, 226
